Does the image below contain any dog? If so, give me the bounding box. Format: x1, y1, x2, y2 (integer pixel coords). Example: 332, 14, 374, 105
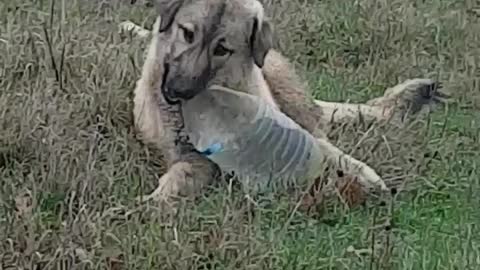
122, 0, 447, 202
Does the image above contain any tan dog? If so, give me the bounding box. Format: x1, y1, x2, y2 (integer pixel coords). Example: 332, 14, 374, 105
122, 0, 446, 202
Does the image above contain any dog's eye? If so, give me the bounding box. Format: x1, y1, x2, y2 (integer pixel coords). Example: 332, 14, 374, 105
180, 26, 194, 44
213, 43, 232, 57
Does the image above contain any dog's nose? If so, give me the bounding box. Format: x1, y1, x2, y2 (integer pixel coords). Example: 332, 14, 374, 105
166, 87, 177, 98
165, 80, 198, 99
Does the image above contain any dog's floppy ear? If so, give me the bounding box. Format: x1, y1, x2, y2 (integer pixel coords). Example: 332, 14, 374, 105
249, 17, 273, 68
156, 0, 184, 32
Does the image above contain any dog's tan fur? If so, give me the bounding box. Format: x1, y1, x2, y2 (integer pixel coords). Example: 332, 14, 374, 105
123, 0, 445, 202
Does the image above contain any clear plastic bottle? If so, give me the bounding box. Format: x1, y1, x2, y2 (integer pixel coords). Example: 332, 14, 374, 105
182, 86, 324, 192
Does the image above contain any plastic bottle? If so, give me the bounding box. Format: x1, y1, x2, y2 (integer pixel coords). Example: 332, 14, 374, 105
181, 86, 324, 192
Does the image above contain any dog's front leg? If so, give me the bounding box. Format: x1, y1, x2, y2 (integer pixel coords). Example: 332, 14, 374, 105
315, 138, 389, 192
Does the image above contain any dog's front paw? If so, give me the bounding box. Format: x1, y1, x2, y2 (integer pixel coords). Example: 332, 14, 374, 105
135, 162, 195, 204
118, 20, 151, 38
359, 169, 389, 192
118, 20, 138, 34
136, 173, 180, 204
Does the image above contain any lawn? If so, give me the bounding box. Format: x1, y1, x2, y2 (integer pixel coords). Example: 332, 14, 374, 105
1, 0, 479, 269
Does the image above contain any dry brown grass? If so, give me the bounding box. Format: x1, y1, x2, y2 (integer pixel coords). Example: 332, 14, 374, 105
1, 0, 479, 269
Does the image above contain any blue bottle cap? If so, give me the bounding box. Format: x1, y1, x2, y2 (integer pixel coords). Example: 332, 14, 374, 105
200, 142, 223, 156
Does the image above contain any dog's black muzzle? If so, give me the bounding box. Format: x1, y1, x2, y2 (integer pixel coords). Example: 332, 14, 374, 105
161, 62, 210, 105
161, 63, 181, 105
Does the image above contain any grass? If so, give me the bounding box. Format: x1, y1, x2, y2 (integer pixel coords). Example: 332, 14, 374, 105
1, 0, 479, 269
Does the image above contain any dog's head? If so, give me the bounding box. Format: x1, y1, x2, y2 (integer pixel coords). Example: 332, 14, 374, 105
154, 0, 273, 104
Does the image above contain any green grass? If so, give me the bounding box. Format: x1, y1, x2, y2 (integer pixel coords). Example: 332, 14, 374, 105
1, 0, 479, 269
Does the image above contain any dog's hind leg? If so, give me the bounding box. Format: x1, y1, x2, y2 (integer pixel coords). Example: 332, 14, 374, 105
314, 100, 394, 125
314, 79, 448, 126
